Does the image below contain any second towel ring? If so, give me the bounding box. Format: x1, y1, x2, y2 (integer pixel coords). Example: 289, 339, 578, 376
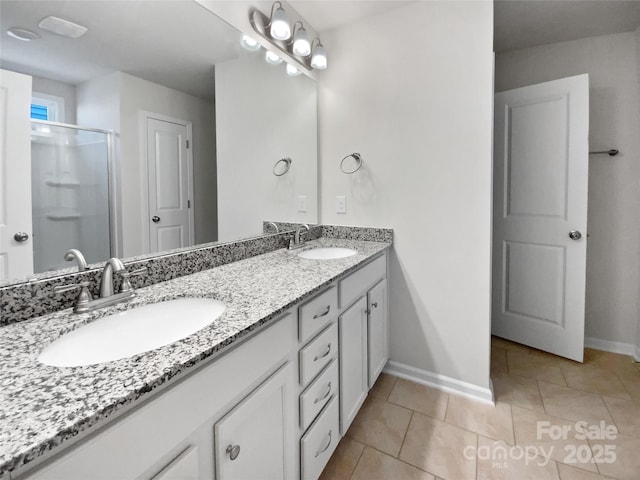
340, 153, 362, 174
273, 157, 292, 176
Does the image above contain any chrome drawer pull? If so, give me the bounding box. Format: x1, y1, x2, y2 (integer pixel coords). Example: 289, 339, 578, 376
313, 305, 331, 319
314, 382, 332, 404
226, 444, 240, 460
371, 302, 378, 308
314, 343, 332, 362
315, 430, 332, 458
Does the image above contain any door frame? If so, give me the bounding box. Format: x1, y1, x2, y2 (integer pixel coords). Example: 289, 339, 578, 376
139, 111, 195, 254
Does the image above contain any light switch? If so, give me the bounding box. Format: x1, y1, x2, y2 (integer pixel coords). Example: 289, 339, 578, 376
336, 195, 347, 214
297, 195, 307, 213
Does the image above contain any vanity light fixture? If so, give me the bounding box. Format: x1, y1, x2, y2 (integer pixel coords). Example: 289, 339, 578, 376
240, 34, 261, 51
310, 38, 327, 69
38, 16, 88, 38
265, 50, 283, 64
249, 2, 327, 75
269, 1, 291, 40
286, 64, 302, 77
7, 27, 40, 41
291, 21, 311, 57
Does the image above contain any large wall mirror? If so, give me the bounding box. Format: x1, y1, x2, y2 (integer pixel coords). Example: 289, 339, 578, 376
0, 0, 317, 284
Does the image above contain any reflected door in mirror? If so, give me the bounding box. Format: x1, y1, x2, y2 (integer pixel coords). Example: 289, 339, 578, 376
0, 69, 34, 280
145, 115, 194, 253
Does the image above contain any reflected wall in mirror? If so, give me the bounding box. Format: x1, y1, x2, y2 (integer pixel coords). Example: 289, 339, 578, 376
0, 0, 318, 283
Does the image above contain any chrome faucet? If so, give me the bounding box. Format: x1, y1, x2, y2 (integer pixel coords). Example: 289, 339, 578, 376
54, 254, 147, 314
266, 221, 280, 233
100, 257, 125, 298
289, 224, 310, 250
64, 249, 88, 271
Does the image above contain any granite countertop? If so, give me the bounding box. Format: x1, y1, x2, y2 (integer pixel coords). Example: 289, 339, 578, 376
0, 237, 390, 477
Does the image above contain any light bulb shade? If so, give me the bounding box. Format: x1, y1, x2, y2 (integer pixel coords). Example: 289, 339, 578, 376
286, 64, 301, 76
265, 50, 283, 64
241, 34, 260, 51
292, 27, 311, 56
270, 4, 291, 40
310, 43, 327, 69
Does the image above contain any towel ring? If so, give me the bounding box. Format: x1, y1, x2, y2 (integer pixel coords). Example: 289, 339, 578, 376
273, 157, 292, 176
340, 153, 362, 174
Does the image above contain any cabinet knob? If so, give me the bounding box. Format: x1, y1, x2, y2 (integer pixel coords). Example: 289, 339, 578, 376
371, 302, 378, 308
226, 444, 240, 461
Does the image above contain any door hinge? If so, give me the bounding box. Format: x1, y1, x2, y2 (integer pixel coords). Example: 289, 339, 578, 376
186, 140, 190, 149
188, 200, 191, 208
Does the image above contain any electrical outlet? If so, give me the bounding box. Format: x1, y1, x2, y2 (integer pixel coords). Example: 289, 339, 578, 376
336, 195, 347, 214
297, 195, 307, 213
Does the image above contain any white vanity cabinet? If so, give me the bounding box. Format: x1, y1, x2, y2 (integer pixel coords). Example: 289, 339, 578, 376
20, 314, 297, 480
17, 248, 389, 480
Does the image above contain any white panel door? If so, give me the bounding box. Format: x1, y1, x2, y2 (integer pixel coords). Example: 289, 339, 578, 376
0, 69, 34, 280
492, 74, 589, 362
146, 117, 192, 253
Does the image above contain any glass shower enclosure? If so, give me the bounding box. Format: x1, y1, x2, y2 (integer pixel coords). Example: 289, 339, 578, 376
30, 120, 113, 273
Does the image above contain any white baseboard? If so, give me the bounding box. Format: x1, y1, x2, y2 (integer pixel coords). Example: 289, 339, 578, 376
584, 337, 637, 357
384, 360, 494, 405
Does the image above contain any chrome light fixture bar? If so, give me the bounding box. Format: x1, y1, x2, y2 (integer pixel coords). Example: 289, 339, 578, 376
249, 2, 326, 76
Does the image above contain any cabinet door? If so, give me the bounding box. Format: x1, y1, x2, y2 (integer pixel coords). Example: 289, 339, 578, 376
339, 297, 368, 434
215, 362, 295, 480
368, 279, 388, 388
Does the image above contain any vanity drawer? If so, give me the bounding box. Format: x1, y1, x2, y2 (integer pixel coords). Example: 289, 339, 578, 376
339, 254, 386, 309
301, 396, 340, 480
299, 286, 338, 343
299, 323, 338, 386
300, 359, 339, 431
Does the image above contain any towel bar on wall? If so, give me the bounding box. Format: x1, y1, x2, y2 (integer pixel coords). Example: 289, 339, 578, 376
589, 149, 619, 156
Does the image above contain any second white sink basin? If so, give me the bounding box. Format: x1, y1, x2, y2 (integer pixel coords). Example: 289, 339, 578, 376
297, 247, 357, 260
38, 298, 226, 367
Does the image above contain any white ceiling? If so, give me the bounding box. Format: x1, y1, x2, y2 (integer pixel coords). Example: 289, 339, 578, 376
292, 0, 640, 53
495, 0, 640, 53
4, 0, 638, 97
0, 0, 247, 99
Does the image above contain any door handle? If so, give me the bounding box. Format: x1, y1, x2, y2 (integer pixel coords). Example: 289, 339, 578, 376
569, 230, 582, 241
13, 232, 29, 242
152, 216, 160, 223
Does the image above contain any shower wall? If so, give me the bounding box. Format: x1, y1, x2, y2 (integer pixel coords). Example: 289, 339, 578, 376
31, 122, 111, 272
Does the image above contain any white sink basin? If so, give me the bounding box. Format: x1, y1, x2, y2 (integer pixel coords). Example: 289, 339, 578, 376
297, 247, 357, 260
38, 298, 226, 367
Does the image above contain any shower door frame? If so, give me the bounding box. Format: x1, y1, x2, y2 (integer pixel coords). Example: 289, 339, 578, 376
31, 119, 121, 260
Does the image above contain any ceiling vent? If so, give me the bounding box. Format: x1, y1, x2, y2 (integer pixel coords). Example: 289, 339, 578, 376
38, 16, 88, 39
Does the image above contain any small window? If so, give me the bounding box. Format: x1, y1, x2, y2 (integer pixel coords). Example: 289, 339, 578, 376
30, 103, 50, 120
30, 93, 64, 122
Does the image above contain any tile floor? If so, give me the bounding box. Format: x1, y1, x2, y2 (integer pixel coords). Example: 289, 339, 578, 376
319, 336, 640, 480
